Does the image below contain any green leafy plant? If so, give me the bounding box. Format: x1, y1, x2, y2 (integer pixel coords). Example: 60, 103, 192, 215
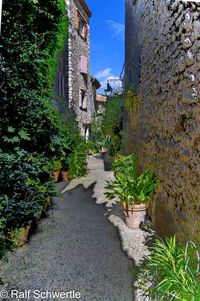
105, 173, 136, 209
124, 86, 136, 111
134, 170, 156, 203
0, 0, 69, 257
105, 165, 156, 213
102, 96, 123, 136
112, 154, 137, 176
51, 159, 62, 172
103, 135, 121, 157
136, 236, 200, 300
68, 145, 87, 178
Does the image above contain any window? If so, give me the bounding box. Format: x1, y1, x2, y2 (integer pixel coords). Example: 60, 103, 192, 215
79, 89, 87, 110
76, 11, 88, 40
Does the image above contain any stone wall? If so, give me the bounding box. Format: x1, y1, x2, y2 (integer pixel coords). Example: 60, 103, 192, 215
125, 0, 200, 242
66, 0, 94, 136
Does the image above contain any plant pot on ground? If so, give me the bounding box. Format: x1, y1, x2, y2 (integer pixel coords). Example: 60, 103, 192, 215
60, 170, 70, 182
123, 203, 147, 229
103, 152, 114, 171
102, 135, 121, 171
105, 158, 156, 228
51, 159, 62, 182
10, 224, 31, 247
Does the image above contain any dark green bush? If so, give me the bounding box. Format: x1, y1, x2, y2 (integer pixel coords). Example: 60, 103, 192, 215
89, 96, 123, 154
0, 0, 69, 256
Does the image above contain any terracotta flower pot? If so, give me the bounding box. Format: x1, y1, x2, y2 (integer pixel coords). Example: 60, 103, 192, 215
60, 171, 70, 182
12, 225, 31, 247
51, 171, 60, 182
124, 204, 147, 229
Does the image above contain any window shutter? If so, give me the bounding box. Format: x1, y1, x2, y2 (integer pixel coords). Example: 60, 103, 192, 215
84, 24, 88, 40
76, 11, 81, 30
80, 56, 88, 74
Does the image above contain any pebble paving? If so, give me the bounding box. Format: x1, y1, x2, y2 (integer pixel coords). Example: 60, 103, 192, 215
0, 157, 134, 301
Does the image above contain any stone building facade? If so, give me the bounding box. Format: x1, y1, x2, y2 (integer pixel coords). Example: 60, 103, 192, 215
125, 0, 200, 243
65, 0, 98, 137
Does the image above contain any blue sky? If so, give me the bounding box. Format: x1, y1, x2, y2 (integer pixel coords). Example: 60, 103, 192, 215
86, 0, 125, 93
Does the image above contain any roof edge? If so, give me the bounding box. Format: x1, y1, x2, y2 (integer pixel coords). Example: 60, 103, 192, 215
79, 0, 92, 17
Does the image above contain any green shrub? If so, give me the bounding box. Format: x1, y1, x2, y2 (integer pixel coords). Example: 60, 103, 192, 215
102, 96, 123, 136
68, 145, 87, 178
136, 236, 200, 300
103, 135, 121, 157
0, 0, 68, 257
89, 96, 123, 154
105, 167, 156, 212
112, 154, 137, 176
124, 86, 136, 111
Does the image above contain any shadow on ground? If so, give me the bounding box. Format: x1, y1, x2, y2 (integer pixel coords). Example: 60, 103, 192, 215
0, 182, 136, 301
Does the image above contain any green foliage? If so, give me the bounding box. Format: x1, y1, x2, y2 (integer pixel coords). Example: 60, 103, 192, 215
89, 96, 123, 155
134, 170, 156, 203
68, 146, 87, 178
102, 96, 123, 136
103, 135, 121, 157
88, 116, 105, 152
124, 86, 136, 111
105, 173, 137, 209
50, 159, 62, 172
112, 154, 137, 176
105, 154, 156, 207
136, 236, 200, 300
0, 0, 69, 257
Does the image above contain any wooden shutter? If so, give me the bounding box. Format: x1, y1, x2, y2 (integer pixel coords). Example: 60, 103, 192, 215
84, 23, 88, 40
76, 11, 81, 30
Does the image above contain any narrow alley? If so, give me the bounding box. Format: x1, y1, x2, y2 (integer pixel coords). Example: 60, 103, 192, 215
0, 156, 134, 301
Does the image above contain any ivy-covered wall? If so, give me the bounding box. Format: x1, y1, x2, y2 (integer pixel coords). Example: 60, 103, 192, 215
0, 0, 82, 255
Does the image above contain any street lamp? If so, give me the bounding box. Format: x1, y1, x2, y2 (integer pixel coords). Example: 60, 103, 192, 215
104, 82, 113, 98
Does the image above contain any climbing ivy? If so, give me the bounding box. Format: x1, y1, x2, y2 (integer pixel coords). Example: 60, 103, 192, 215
0, 0, 70, 255
124, 86, 136, 111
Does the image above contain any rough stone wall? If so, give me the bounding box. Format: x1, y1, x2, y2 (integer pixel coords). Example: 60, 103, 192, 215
54, 43, 69, 121
67, 0, 94, 136
125, 0, 200, 243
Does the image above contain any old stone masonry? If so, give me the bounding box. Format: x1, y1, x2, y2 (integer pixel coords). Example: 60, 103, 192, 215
125, 0, 200, 243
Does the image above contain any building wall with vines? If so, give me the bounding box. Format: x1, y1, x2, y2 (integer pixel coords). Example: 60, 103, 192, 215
125, 0, 200, 243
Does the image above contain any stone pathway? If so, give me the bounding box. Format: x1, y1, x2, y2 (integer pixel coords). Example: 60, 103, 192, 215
0, 155, 137, 301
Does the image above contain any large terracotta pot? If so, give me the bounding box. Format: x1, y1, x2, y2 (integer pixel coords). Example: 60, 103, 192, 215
12, 225, 31, 247
60, 171, 70, 182
124, 204, 147, 229
51, 171, 60, 182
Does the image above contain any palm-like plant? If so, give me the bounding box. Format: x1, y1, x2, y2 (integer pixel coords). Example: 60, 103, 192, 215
105, 169, 156, 211
112, 154, 137, 177
136, 236, 200, 300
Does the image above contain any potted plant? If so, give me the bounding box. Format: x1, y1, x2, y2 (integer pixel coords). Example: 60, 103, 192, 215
59, 158, 70, 182
51, 159, 62, 182
10, 224, 32, 247
105, 166, 156, 228
103, 135, 121, 171
112, 154, 137, 176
